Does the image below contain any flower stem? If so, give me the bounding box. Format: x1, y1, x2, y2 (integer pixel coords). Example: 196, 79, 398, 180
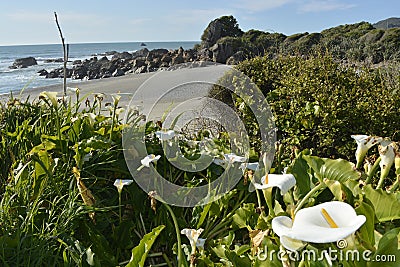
365, 157, 381, 184
294, 182, 326, 214
163, 203, 184, 267
389, 175, 400, 193
262, 187, 275, 216
118, 192, 122, 224
255, 188, 263, 210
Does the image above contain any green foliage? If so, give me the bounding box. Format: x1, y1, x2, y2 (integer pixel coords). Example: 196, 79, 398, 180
1, 88, 400, 266
229, 55, 400, 161
126, 225, 165, 267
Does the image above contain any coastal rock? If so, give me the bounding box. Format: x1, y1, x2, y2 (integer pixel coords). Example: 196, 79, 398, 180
132, 48, 149, 59
177, 47, 184, 56
198, 48, 212, 61
226, 51, 245, 65
72, 66, 88, 80
171, 54, 184, 65
112, 69, 125, 77
112, 51, 132, 60
44, 58, 63, 63
183, 49, 196, 61
161, 54, 172, 64
131, 58, 145, 69
105, 51, 118, 56
201, 20, 223, 48
72, 60, 82, 65
134, 66, 147, 74
212, 43, 234, 63
37, 69, 48, 76
9, 57, 37, 69
46, 67, 72, 78
149, 49, 169, 58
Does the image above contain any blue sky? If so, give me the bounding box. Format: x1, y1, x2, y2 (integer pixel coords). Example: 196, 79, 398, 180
0, 0, 398, 45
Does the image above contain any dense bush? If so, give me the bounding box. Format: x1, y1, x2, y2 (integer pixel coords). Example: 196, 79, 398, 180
211, 54, 400, 162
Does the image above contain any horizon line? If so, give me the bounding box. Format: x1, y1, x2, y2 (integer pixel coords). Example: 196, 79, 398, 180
0, 40, 200, 47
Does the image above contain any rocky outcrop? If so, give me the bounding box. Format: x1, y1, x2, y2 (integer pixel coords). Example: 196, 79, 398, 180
42, 44, 243, 81
44, 58, 63, 63
9, 57, 37, 69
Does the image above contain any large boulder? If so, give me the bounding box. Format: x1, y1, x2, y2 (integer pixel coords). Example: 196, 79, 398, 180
44, 58, 63, 63
111, 51, 132, 60
112, 69, 125, 77
37, 69, 48, 76
226, 51, 246, 65
9, 57, 37, 69
132, 48, 149, 59
171, 54, 184, 65
149, 48, 169, 58
211, 43, 234, 63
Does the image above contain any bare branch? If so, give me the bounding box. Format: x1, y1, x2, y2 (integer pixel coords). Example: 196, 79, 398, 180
54, 12, 68, 98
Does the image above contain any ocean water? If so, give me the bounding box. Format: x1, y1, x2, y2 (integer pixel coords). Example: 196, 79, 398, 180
0, 41, 198, 95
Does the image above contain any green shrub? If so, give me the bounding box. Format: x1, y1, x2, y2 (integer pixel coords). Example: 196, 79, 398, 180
212, 54, 400, 162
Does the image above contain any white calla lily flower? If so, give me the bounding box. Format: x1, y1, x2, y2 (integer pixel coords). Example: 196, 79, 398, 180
272, 201, 366, 251
351, 135, 382, 168
254, 174, 296, 195
240, 162, 259, 171
181, 228, 204, 251
213, 153, 246, 167
155, 130, 175, 141
140, 154, 161, 167
113, 179, 133, 193
377, 140, 396, 188
224, 153, 246, 163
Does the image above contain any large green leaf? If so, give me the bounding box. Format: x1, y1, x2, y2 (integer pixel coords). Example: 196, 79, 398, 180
290, 155, 311, 198
355, 201, 375, 246
368, 228, 400, 267
232, 203, 258, 230
126, 225, 165, 267
303, 155, 361, 182
364, 185, 400, 222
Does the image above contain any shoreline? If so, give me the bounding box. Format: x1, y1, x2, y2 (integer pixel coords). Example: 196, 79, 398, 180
1, 72, 155, 108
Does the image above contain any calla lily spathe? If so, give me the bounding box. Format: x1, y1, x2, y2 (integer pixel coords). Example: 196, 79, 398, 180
113, 179, 133, 193
351, 135, 382, 168
379, 140, 395, 177
213, 153, 246, 167
272, 201, 366, 251
253, 174, 296, 195
181, 228, 204, 250
155, 130, 175, 141
240, 162, 259, 171
141, 154, 161, 167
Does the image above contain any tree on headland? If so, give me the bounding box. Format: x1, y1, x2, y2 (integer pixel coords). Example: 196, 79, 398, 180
201, 15, 243, 48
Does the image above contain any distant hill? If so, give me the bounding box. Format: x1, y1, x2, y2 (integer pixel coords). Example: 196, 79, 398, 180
199, 16, 400, 65
373, 17, 400, 29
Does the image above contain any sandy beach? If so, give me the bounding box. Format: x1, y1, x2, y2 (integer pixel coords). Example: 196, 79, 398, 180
7, 72, 154, 107
3, 64, 232, 121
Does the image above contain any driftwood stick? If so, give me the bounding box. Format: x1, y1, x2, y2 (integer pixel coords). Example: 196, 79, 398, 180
54, 12, 67, 97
